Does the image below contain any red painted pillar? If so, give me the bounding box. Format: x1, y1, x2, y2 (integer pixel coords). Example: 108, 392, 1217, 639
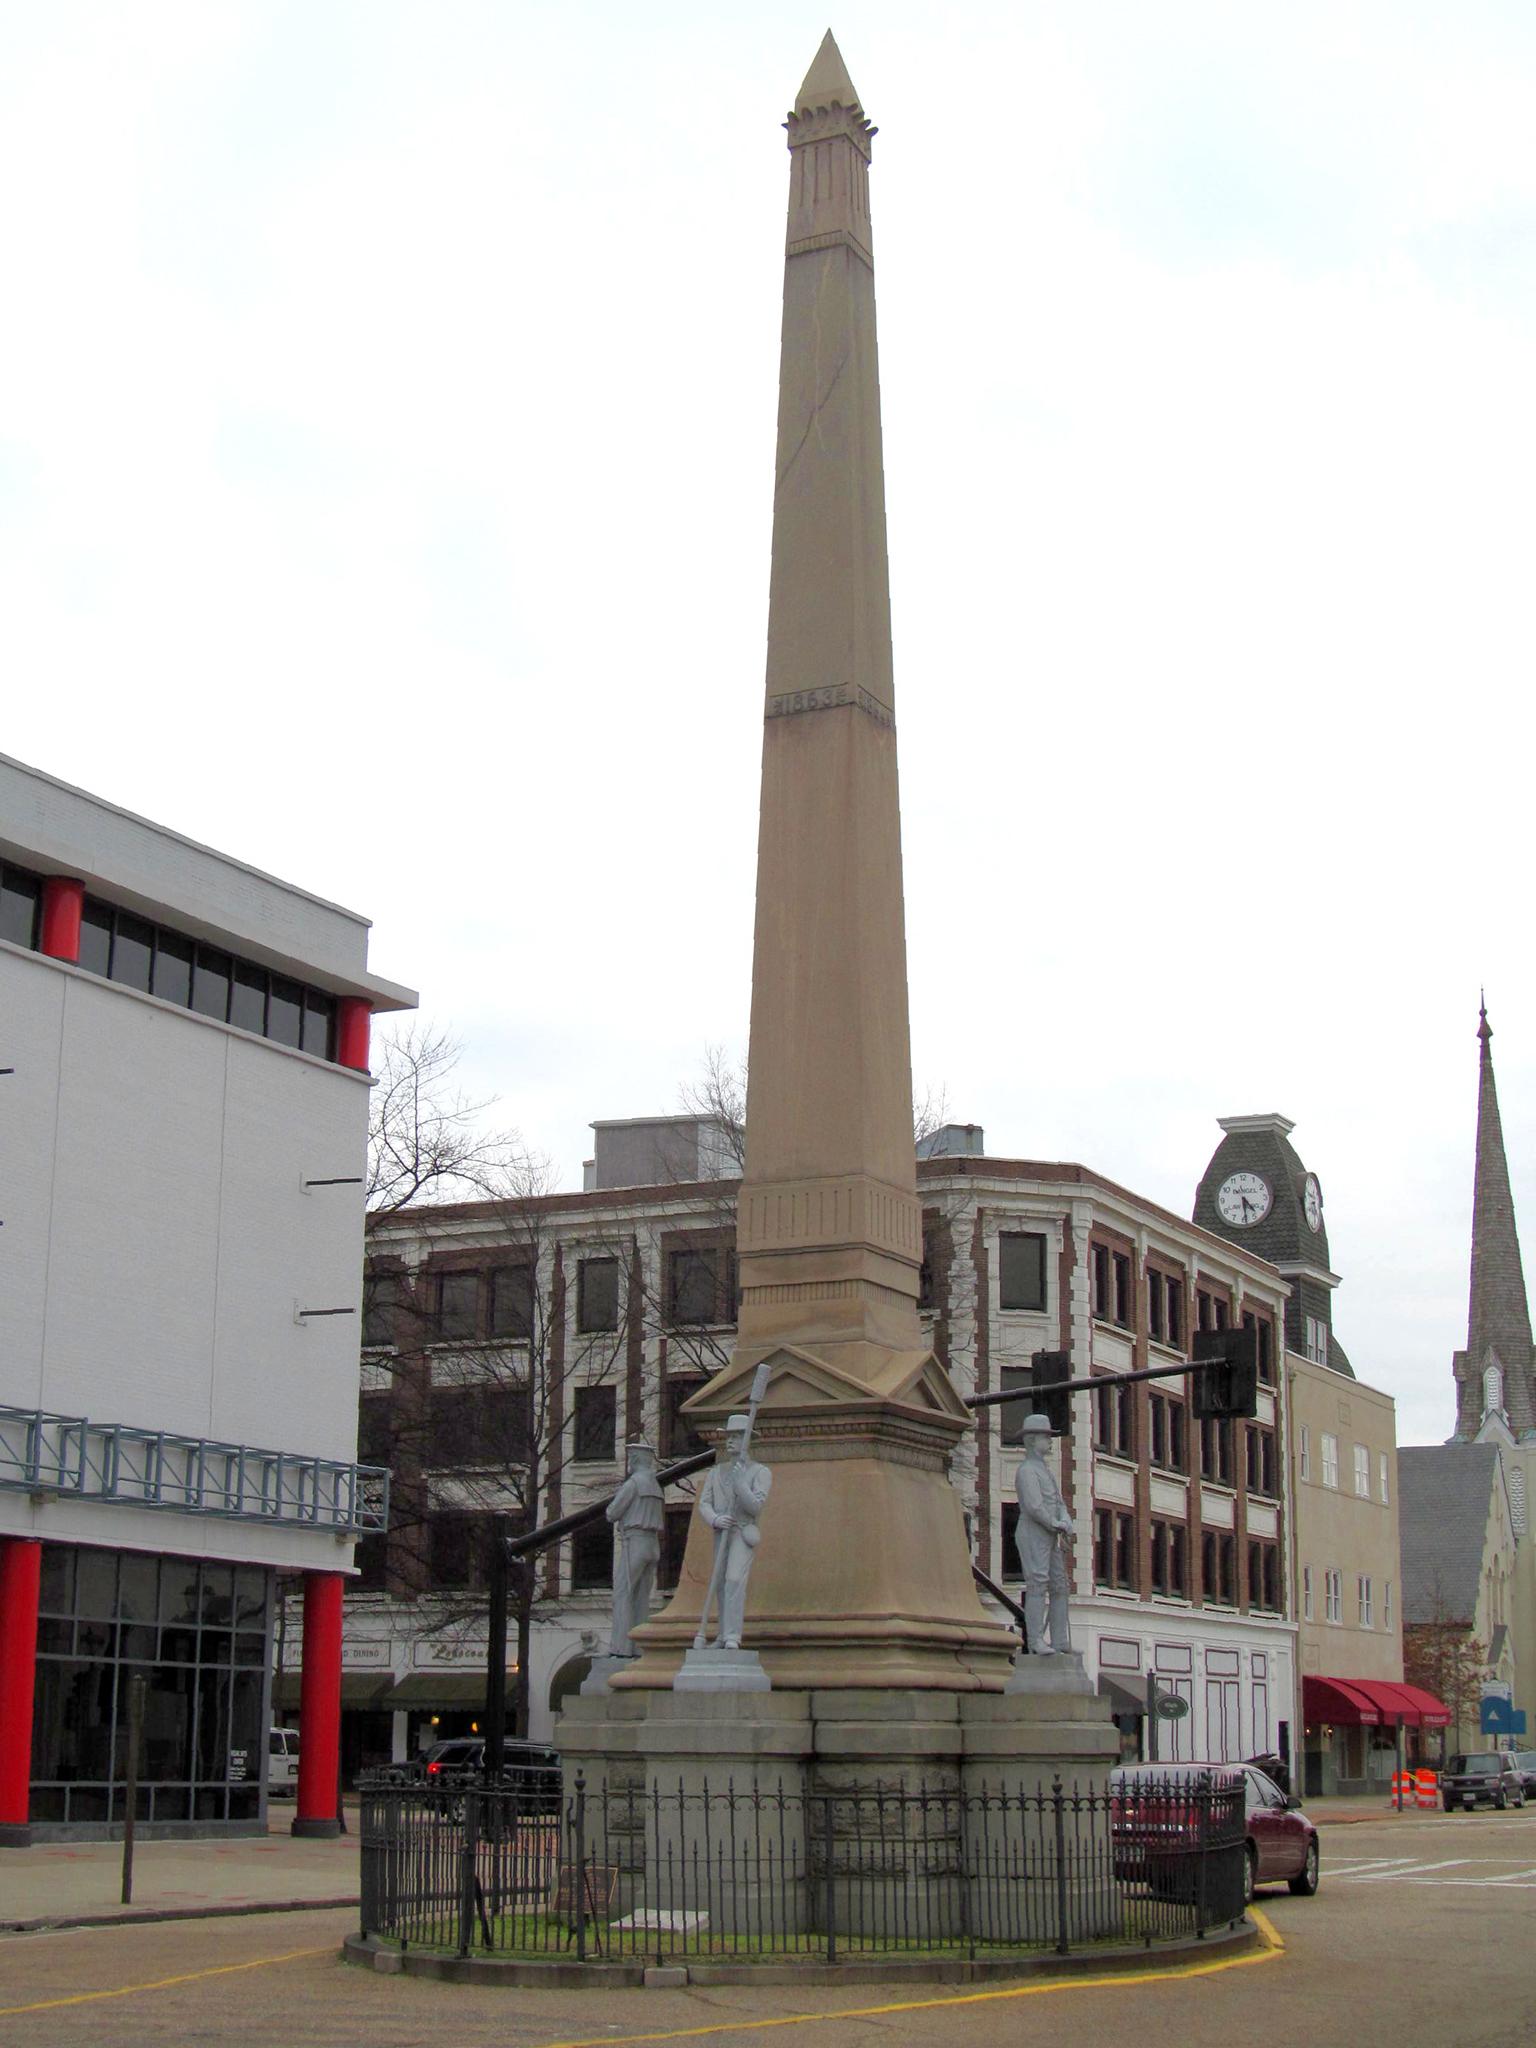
336, 997, 372, 1072
0, 1537, 42, 1846
292, 1571, 345, 1838
39, 878, 84, 962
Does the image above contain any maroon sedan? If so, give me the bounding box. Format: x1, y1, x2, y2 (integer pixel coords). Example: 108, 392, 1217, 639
1111, 1762, 1320, 1904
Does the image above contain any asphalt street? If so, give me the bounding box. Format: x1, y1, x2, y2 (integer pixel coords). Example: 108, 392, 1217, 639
2, 1810, 1533, 2048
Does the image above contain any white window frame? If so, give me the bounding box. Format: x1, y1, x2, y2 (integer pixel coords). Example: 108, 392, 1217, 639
1384, 1580, 1393, 1631
1354, 1444, 1370, 1498
1358, 1574, 1373, 1627
1379, 1451, 1390, 1505
1305, 1315, 1328, 1365
1324, 1568, 1342, 1624
1299, 1425, 1311, 1481
1302, 1563, 1313, 1621
1321, 1433, 1339, 1489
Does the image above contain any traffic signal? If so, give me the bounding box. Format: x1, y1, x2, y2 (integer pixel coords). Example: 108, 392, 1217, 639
1030, 1349, 1073, 1435
1192, 1324, 1259, 1419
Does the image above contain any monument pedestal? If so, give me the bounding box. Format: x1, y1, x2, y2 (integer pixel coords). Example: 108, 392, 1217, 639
556, 1680, 1120, 1944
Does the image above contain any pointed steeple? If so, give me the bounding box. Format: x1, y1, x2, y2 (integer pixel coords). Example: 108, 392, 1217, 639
1455, 1000, 1535, 1438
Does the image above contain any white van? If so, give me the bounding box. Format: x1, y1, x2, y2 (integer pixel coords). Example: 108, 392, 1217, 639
267, 1726, 301, 1797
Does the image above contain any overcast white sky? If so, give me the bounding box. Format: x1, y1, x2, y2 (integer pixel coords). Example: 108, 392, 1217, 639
5, 3, 1535, 1450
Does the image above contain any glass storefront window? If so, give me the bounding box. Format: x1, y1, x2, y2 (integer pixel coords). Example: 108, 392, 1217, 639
30, 1543, 273, 1829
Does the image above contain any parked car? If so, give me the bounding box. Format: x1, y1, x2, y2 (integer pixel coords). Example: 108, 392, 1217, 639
418, 1737, 562, 1814
1111, 1762, 1319, 1905
266, 1726, 300, 1798
1440, 1753, 1529, 1811
1506, 1750, 1536, 1798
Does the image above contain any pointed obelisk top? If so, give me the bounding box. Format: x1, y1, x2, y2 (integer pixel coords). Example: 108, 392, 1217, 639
795, 29, 861, 115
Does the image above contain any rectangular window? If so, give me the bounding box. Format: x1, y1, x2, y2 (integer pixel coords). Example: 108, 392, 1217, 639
1325, 1568, 1342, 1624
1150, 1520, 1188, 1597
1305, 1315, 1328, 1366
1353, 1444, 1370, 1498
150, 929, 192, 1008
573, 1385, 617, 1463
1113, 1252, 1131, 1327
1248, 1539, 1280, 1611
667, 1246, 734, 1326
1094, 1508, 1136, 1591
1091, 1244, 1111, 1319
1201, 1530, 1236, 1606
1245, 1425, 1277, 1498
1243, 1310, 1275, 1386
78, 899, 113, 976
570, 1518, 613, 1590
577, 1257, 620, 1334
191, 945, 232, 1021
229, 961, 268, 1035
1299, 1425, 1311, 1481
1093, 1378, 1134, 1459
1303, 1564, 1313, 1621
267, 977, 304, 1050
0, 861, 42, 948
430, 1511, 483, 1590
110, 911, 154, 993
489, 1266, 534, 1341
998, 1232, 1047, 1311
1385, 1580, 1393, 1630
1379, 1452, 1390, 1505
662, 1377, 709, 1459
1200, 1415, 1233, 1485
436, 1271, 480, 1342
302, 991, 335, 1059
1148, 1393, 1187, 1471
1321, 1433, 1339, 1489
362, 1271, 407, 1350
1358, 1574, 1374, 1627
999, 1364, 1034, 1447
1147, 1271, 1185, 1348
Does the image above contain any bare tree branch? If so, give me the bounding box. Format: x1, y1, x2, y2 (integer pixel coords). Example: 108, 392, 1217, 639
368, 1020, 542, 1212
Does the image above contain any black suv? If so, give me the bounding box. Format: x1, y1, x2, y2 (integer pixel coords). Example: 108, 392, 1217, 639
420, 1737, 562, 1813
1440, 1753, 1528, 1811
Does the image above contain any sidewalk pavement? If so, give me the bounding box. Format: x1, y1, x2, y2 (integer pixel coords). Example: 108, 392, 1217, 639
0, 1808, 361, 1933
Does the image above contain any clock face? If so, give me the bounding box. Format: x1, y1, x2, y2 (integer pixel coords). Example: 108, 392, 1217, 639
1216, 1171, 1271, 1228
1303, 1174, 1323, 1232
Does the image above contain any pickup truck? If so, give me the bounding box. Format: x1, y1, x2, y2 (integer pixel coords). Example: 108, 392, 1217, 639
1440, 1752, 1528, 1811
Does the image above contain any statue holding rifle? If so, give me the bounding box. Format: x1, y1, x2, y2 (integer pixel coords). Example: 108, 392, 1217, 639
694, 1366, 773, 1651
1014, 1412, 1074, 1655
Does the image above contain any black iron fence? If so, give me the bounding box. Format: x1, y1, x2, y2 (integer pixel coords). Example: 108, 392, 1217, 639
359, 1769, 1246, 1965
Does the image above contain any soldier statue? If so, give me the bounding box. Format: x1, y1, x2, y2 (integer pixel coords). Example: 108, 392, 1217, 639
1015, 1412, 1074, 1654
606, 1439, 664, 1657
695, 1413, 772, 1650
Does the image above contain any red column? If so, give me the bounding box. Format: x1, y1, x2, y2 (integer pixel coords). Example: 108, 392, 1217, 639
292, 1570, 344, 1838
336, 997, 372, 1072
0, 1537, 42, 1846
39, 877, 84, 962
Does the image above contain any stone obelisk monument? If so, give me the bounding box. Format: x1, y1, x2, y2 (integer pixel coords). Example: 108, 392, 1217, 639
613, 32, 1014, 1694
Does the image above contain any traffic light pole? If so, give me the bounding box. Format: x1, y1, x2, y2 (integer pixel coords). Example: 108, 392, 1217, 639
966, 1354, 1216, 1407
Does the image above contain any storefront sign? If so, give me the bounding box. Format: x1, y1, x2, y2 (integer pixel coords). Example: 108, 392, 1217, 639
411, 1636, 488, 1669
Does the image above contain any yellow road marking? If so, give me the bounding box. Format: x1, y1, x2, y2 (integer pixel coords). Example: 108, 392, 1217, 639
536, 1908, 1286, 2048
0, 1942, 334, 2018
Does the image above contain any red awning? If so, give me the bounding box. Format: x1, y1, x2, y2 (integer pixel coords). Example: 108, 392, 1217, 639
1303, 1675, 1385, 1725
1364, 1681, 1451, 1728
1304, 1675, 1451, 1729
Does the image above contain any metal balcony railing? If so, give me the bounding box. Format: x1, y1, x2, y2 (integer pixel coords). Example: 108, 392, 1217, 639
0, 1401, 388, 1534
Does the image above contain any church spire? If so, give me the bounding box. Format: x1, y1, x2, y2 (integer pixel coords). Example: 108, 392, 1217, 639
1455, 999, 1535, 1438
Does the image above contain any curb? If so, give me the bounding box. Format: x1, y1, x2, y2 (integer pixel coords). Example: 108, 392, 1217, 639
3, 1895, 359, 1936
341, 1919, 1261, 1989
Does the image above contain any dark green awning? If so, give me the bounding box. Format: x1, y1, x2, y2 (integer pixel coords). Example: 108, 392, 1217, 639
271, 1672, 395, 1710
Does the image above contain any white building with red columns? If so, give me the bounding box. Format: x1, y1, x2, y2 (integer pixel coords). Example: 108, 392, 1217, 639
0, 755, 414, 1842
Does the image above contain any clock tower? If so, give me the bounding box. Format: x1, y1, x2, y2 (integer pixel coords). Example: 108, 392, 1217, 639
1193, 1114, 1352, 1376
